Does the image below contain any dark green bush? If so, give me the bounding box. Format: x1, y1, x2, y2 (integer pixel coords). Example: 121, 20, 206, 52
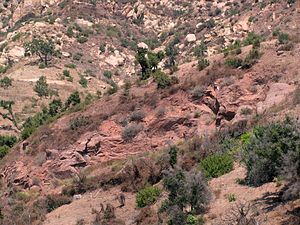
169, 146, 178, 168
243, 32, 262, 48
225, 57, 242, 68
241, 48, 261, 69
0, 146, 10, 159
136, 186, 162, 208
79, 75, 88, 88
65, 91, 81, 108
152, 70, 171, 89
103, 70, 113, 79
73, 52, 83, 61
163, 169, 211, 216
242, 118, 300, 186
0, 76, 12, 88
45, 194, 72, 212
199, 153, 234, 178
0, 135, 18, 148
193, 42, 207, 58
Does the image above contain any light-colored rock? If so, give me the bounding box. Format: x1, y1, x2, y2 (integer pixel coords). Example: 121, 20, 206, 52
73, 194, 82, 200
105, 54, 125, 67
8, 46, 25, 60
137, 42, 148, 49
34, 22, 47, 28
62, 51, 71, 58
75, 18, 93, 28
186, 34, 196, 43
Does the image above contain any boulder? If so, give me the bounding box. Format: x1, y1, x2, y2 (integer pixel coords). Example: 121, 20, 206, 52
62, 51, 71, 58
137, 42, 149, 49
8, 46, 25, 61
186, 34, 196, 43
105, 54, 125, 67
75, 18, 93, 28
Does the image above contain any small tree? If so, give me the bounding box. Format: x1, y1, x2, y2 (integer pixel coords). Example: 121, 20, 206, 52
136, 48, 164, 80
48, 98, 63, 116
136, 47, 151, 80
65, 91, 81, 108
0, 76, 12, 89
25, 37, 59, 66
34, 76, 49, 98
0, 100, 19, 130
169, 146, 178, 168
162, 169, 211, 223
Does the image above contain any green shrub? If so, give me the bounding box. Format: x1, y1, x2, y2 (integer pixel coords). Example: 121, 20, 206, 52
58, 0, 69, 9
0, 145, 10, 159
73, 52, 83, 61
241, 48, 261, 69
106, 26, 121, 38
12, 33, 22, 42
63, 69, 70, 77
225, 57, 242, 68
0, 42, 7, 53
79, 75, 88, 88
197, 58, 210, 71
0, 65, 7, 74
64, 63, 76, 69
136, 186, 162, 208
278, 32, 289, 44
163, 169, 211, 217
103, 70, 112, 79
199, 153, 234, 178
169, 146, 178, 167
45, 194, 71, 213
66, 26, 73, 38
99, 43, 106, 53
243, 32, 262, 47
65, 91, 81, 108
0, 135, 18, 148
193, 42, 207, 58
76, 35, 88, 44
227, 193, 236, 202
106, 80, 118, 95
0, 76, 12, 88
186, 215, 204, 225
34, 76, 49, 98
242, 117, 300, 186
152, 70, 171, 89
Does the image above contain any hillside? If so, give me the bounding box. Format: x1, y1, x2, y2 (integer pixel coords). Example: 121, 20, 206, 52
0, 0, 300, 225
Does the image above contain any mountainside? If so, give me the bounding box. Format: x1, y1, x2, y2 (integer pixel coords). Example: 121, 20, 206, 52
1, 0, 300, 225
